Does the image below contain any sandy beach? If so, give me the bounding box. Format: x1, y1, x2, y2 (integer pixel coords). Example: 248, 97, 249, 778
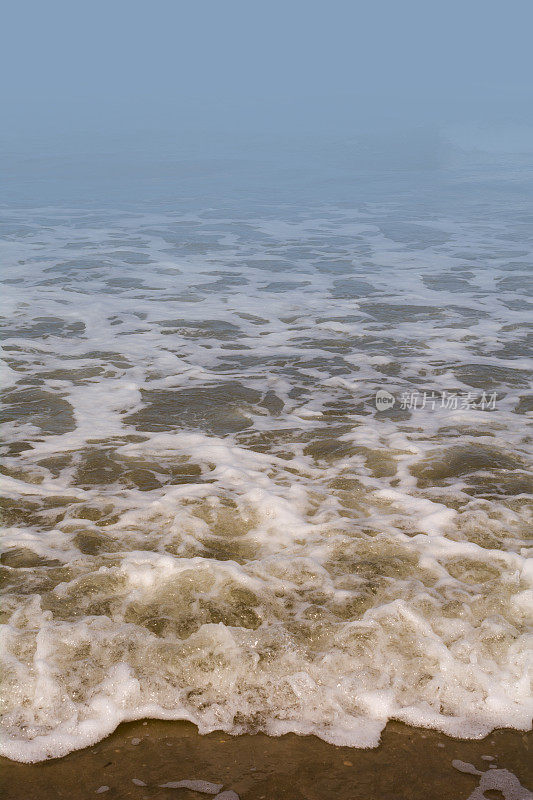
1, 720, 531, 800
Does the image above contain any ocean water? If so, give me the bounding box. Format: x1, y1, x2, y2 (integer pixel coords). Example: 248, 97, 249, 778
1, 147, 532, 762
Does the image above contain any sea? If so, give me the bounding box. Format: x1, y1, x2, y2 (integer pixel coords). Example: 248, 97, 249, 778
1, 133, 532, 762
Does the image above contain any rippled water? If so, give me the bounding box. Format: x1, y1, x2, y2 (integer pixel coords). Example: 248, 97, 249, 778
1, 178, 532, 761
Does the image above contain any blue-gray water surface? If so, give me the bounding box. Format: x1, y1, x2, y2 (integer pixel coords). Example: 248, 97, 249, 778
1, 138, 532, 761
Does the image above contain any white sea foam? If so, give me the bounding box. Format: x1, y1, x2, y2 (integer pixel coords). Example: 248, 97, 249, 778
452, 760, 533, 799
0, 201, 531, 761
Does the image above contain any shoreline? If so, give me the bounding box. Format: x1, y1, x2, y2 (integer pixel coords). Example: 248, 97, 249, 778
1, 719, 531, 800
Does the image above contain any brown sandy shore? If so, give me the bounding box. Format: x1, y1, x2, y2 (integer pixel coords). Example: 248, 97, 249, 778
0, 721, 531, 800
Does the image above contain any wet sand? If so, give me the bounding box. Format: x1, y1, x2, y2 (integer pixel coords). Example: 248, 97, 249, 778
1, 721, 531, 800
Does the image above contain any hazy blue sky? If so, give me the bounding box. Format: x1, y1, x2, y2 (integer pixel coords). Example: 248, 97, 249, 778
2, 0, 532, 145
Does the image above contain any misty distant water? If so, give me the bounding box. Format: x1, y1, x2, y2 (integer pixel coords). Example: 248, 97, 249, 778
0, 136, 532, 761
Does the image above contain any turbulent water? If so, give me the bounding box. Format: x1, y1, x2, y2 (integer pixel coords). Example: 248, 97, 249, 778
1, 182, 532, 762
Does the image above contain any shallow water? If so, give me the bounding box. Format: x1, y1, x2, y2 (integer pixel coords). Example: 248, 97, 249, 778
1, 719, 531, 800
1, 163, 532, 762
